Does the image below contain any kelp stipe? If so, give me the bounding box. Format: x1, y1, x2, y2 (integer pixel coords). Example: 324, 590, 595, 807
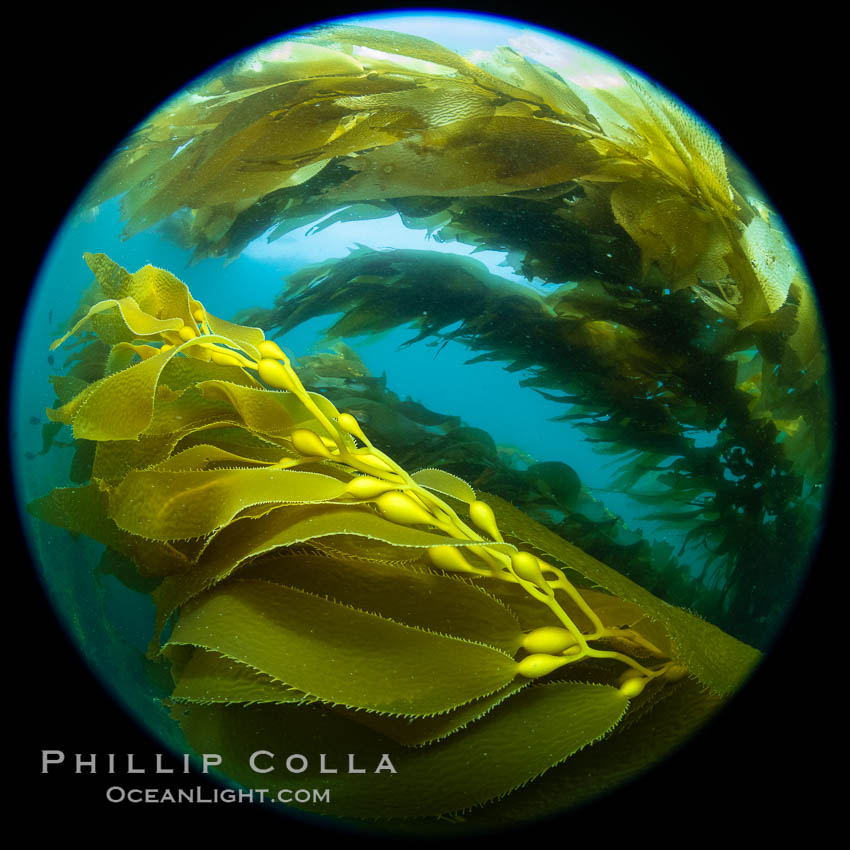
30, 252, 760, 832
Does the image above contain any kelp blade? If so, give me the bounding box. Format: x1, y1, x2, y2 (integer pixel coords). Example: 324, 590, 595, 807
175, 680, 629, 818
165, 578, 519, 715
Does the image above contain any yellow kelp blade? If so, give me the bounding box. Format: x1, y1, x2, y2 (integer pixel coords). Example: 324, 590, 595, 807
49, 296, 184, 350
171, 646, 529, 748
91, 433, 186, 483
174, 650, 531, 758
412, 467, 476, 503
151, 502, 516, 640
202, 313, 265, 360
453, 676, 723, 831
197, 379, 341, 438
47, 335, 242, 440
27, 483, 189, 577
175, 680, 629, 818
150, 444, 283, 472
168, 647, 307, 705
158, 357, 260, 394
165, 578, 519, 716
108, 467, 349, 540
173, 646, 529, 747
84, 252, 199, 328
336, 680, 529, 748
141, 386, 244, 439
238, 549, 524, 655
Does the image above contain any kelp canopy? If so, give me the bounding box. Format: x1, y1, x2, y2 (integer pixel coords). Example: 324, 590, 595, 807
31, 252, 760, 833
79, 23, 831, 647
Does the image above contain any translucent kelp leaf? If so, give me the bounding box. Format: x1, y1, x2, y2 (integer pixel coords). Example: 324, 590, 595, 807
311, 534, 426, 569
173, 426, 296, 465
473, 46, 599, 129
176, 680, 628, 817
47, 337, 239, 440
412, 468, 476, 503
158, 356, 260, 393
49, 297, 184, 350
85, 252, 199, 328
312, 24, 491, 79
622, 74, 733, 209
91, 433, 182, 482
166, 578, 518, 715
105, 342, 163, 375
84, 251, 156, 308
198, 379, 340, 437
304, 202, 396, 235
27, 483, 189, 576
142, 387, 240, 438
740, 214, 797, 313
610, 177, 730, 286
109, 468, 349, 540
334, 77, 497, 129
152, 444, 277, 472
230, 40, 366, 85
47, 346, 178, 437
481, 491, 760, 693
322, 115, 599, 201
203, 313, 265, 360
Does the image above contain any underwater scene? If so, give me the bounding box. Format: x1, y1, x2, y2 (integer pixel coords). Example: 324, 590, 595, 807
12, 8, 835, 838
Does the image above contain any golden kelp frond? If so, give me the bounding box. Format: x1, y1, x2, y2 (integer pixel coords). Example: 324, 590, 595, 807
620, 73, 734, 214
79, 24, 814, 348
471, 46, 601, 130
32, 253, 762, 828
609, 176, 732, 288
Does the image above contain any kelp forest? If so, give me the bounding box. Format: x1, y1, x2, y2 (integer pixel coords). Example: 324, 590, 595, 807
26, 23, 831, 830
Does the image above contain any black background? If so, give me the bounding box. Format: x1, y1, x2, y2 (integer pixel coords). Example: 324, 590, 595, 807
12, 2, 839, 842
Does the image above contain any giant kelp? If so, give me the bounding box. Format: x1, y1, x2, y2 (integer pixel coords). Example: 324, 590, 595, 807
279, 342, 715, 624
31, 254, 759, 832
78, 24, 831, 646
82, 24, 820, 350
243, 246, 827, 646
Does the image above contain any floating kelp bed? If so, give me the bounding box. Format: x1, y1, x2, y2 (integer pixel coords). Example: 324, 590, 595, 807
19, 17, 831, 836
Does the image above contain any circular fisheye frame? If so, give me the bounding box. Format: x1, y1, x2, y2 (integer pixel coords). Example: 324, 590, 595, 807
14, 9, 832, 838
